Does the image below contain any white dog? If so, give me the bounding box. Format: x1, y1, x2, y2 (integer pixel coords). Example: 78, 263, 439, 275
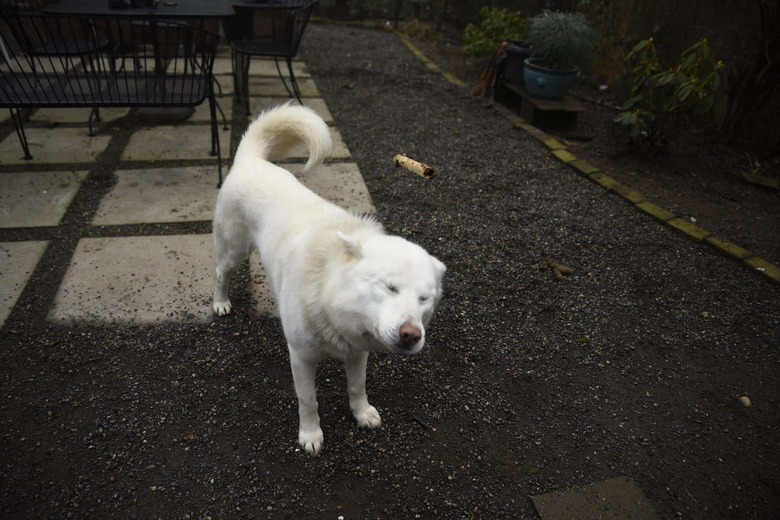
212, 104, 445, 455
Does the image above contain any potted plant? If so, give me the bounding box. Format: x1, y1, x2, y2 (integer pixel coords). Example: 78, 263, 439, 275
523, 10, 595, 99
503, 40, 533, 84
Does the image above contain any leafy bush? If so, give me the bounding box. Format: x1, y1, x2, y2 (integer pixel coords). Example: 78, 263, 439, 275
463, 7, 529, 58
615, 37, 727, 141
525, 10, 595, 70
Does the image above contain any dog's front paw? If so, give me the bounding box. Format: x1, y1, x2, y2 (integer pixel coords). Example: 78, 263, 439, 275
213, 299, 232, 316
353, 405, 382, 429
298, 427, 324, 456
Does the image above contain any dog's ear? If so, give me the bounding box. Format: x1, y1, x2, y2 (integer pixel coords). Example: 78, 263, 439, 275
337, 231, 363, 259
431, 256, 446, 279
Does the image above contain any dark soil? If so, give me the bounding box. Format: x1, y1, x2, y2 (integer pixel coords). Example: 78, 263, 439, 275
1, 22, 779, 520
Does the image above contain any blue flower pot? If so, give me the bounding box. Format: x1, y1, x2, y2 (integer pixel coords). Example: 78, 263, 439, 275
523, 58, 579, 99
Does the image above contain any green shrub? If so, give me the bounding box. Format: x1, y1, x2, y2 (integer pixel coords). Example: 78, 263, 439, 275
615, 37, 727, 141
525, 10, 595, 70
463, 7, 529, 58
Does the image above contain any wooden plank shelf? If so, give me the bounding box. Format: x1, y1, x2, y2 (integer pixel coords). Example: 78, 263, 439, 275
496, 81, 586, 129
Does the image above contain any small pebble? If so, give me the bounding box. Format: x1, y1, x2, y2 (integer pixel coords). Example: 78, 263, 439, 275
739, 396, 751, 407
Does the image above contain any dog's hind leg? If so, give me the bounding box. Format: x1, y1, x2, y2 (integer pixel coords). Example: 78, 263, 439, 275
212, 227, 251, 316
345, 352, 382, 429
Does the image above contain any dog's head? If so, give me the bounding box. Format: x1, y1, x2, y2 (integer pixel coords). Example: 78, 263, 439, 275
331, 232, 446, 355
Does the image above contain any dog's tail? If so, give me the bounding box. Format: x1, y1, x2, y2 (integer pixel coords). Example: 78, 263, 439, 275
235, 102, 332, 171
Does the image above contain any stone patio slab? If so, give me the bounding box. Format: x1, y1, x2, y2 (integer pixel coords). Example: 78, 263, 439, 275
121, 124, 232, 162
92, 166, 218, 226
29, 107, 129, 124
213, 74, 234, 96
0, 170, 88, 228
281, 162, 375, 214
250, 97, 333, 123
0, 241, 49, 327
0, 127, 111, 164
532, 477, 659, 520
247, 76, 319, 98
49, 235, 216, 324
249, 59, 309, 78
189, 99, 234, 123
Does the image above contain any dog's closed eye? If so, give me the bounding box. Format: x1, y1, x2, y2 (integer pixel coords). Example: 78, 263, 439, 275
382, 281, 399, 294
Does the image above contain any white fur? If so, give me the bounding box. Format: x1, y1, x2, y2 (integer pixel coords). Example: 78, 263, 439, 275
212, 103, 446, 456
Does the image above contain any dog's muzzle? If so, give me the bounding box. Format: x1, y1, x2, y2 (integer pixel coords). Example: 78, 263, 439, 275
394, 323, 423, 354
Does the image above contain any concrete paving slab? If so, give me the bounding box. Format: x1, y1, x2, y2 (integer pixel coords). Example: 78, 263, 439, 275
249, 97, 333, 123
211, 57, 309, 78
532, 477, 659, 520
92, 166, 218, 226
0, 127, 111, 164
0, 170, 88, 228
29, 107, 129, 124
247, 76, 319, 98
249, 58, 310, 78
212, 57, 233, 76
49, 234, 215, 324
213, 74, 234, 96
189, 98, 234, 123
282, 162, 375, 214
0, 241, 49, 327
121, 124, 232, 162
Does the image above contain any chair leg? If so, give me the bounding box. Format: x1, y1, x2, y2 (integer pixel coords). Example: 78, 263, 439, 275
208, 94, 223, 187
242, 53, 251, 115
285, 57, 302, 104
88, 107, 100, 136
8, 108, 33, 160
231, 49, 242, 103
274, 57, 302, 104
274, 57, 294, 100
215, 97, 228, 130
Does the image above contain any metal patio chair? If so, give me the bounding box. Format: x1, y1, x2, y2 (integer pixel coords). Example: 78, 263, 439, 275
227, 0, 317, 114
0, 0, 110, 137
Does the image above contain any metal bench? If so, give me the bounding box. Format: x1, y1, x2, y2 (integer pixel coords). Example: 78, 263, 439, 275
0, 8, 224, 182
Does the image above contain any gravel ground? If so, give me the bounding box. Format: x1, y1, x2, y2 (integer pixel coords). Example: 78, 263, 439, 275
1, 23, 779, 519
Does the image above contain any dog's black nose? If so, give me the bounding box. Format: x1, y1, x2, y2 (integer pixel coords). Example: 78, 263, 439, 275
399, 323, 422, 349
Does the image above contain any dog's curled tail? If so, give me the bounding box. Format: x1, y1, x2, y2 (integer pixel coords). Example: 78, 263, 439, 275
236, 102, 332, 171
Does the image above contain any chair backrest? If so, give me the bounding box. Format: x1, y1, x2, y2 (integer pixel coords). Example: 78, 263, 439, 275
288, 1, 316, 55
228, 0, 317, 56
0, 1, 104, 58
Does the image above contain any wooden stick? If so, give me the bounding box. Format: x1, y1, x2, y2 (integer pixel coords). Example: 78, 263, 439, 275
394, 154, 435, 179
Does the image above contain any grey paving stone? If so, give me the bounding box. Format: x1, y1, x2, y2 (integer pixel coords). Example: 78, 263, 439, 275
247, 76, 319, 97
532, 477, 659, 520
0, 241, 49, 327
0, 170, 88, 228
249, 97, 333, 123
92, 166, 218, 226
49, 235, 216, 325
121, 124, 232, 162
0, 127, 112, 164
281, 162, 375, 214
29, 107, 129, 124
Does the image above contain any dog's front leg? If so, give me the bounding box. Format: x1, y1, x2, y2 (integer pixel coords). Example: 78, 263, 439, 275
345, 352, 382, 428
289, 347, 324, 455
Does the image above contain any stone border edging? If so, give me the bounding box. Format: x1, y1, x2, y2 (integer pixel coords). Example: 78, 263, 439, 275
396, 32, 780, 286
